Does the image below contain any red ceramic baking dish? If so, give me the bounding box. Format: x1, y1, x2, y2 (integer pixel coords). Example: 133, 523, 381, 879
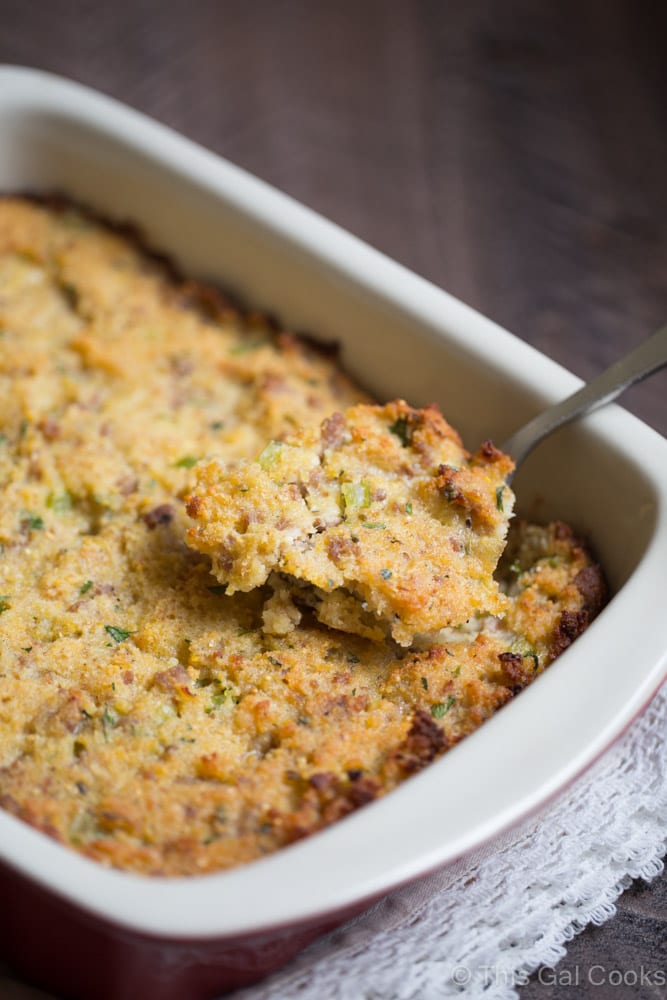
0, 66, 666, 1000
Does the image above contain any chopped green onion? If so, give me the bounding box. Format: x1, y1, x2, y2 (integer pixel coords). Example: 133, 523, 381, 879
495, 485, 506, 511
257, 440, 283, 469
47, 491, 73, 513
341, 481, 370, 514
80, 580, 94, 595
173, 455, 199, 469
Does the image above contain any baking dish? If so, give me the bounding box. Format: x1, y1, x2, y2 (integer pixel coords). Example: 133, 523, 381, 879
0, 65, 665, 1000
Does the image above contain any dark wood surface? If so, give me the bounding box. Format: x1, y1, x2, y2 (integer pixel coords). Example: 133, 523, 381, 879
1, 1, 666, 997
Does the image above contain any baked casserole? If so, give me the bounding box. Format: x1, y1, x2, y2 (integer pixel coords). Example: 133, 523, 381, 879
0, 197, 606, 876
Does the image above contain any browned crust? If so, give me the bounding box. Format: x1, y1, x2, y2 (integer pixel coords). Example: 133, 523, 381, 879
550, 524, 608, 658
1, 191, 340, 362
389, 708, 448, 776
497, 651, 532, 694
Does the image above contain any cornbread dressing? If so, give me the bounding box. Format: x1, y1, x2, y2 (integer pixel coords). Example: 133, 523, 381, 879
0, 197, 606, 876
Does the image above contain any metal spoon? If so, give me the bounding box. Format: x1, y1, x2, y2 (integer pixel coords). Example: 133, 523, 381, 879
501, 325, 667, 477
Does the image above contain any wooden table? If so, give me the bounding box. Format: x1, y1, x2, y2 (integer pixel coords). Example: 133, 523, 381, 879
1, 1, 665, 996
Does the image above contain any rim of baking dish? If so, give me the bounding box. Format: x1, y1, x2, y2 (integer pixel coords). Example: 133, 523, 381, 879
0, 65, 665, 941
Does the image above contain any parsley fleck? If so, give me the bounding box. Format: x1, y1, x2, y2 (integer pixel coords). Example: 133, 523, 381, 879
209, 420, 224, 430
361, 521, 386, 530
495, 485, 506, 511
104, 624, 133, 643
22, 646, 32, 653
431, 695, 456, 719
268, 656, 282, 667
0, 596, 10, 614
421, 676, 428, 691
405, 501, 413, 515
230, 338, 269, 355
25, 513, 44, 531
173, 455, 199, 469
388, 416, 411, 447
380, 568, 392, 580
80, 580, 94, 595
102, 705, 119, 739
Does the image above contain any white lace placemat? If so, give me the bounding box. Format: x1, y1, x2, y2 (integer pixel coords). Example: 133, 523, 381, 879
2, 683, 666, 1000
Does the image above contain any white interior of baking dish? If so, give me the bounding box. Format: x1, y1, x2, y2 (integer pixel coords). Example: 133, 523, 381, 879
0, 66, 665, 939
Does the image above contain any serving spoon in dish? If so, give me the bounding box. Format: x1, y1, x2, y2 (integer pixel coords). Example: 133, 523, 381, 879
501, 324, 667, 477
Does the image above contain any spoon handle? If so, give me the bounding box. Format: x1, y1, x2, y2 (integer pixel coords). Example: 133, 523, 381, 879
502, 324, 667, 470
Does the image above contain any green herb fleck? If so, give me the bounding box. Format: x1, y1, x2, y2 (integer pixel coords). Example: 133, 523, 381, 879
209, 420, 224, 430
347, 654, 361, 665
230, 338, 269, 355
173, 455, 199, 469
0, 596, 10, 614
207, 687, 238, 712
421, 676, 428, 691
104, 624, 133, 643
380, 568, 392, 580
341, 480, 371, 515
405, 501, 413, 515
25, 513, 44, 531
257, 440, 283, 469
19, 418, 28, 439
47, 491, 73, 513
80, 580, 94, 595
0, 433, 6, 446
388, 416, 411, 447
431, 695, 456, 719
495, 485, 506, 511
525, 652, 539, 671
268, 656, 282, 668
351, 687, 357, 697
361, 521, 386, 530
22, 646, 32, 653
509, 559, 523, 576
102, 705, 119, 739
